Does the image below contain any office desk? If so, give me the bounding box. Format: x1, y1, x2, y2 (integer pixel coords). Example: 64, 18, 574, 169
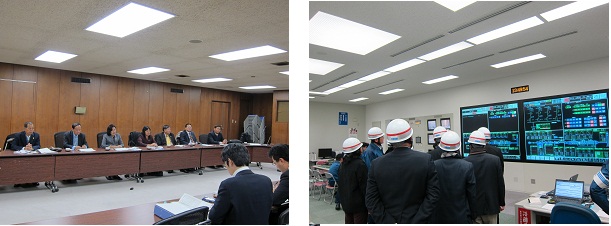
514, 191, 609, 224
140, 146, 201, 172
0, 151, 54, 185
54, 149, 140, 181
249, 145, 272, 163
312, 165, 331, 173
201, 146, 224, 167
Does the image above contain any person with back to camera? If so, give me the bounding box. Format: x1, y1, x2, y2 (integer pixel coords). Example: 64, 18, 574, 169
207, 125, 228, 145
365, 119, 440, 224
328, 153, 344, 210
268, 144, 289, 224
338, 137, 368, 224
362, 127, 384, 170
478, 127, 504, 172
465, 130, 505, 224
101, 124, 124, 181
431, 130, 477, 223
12, 121, 41, 188
208, 143, 273, 224
428, 126, 448, 161
590, 160, 609, 214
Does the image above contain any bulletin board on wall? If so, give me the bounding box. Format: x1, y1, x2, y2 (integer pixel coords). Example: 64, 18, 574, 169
381, 113, 454, 153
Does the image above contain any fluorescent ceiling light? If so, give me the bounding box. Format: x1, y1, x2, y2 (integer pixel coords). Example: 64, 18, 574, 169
309, 96, 315, 99
491, 53, 546, 68
127, 67, 170, 74
85, 3, 174, 38
338, 80, 366, 89
279, 71, 289, 75
379, 89, 404, 95
467, 16, 544, 45
358, 71, 391, 81
309, 91, 328, 95
423, 75, 459, 84
310, 58, 344, 75
192, 78, 232, 83
239, 85, 276, 90
323, 87, 345, 94
349, 97, 368, 102
541, 1, 609, 22
435, 1, 476, 11
309, 11, 401, 55
418, 42, 473, 61
384, 59, 426, 72
210, 45, 286, 61
35, 50, 77, 63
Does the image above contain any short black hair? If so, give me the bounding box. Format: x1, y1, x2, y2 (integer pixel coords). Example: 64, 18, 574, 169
72, 122, 81, 129
106, 124, 116, 136
24, 121, 33, 128
221, 143, 250, 167
214, 125, 222, 129
361, 142, 369, 148
185, 123, 191, 128
162, 125, 170, 132
268, 144, 289, 162
335, 153, 344, 161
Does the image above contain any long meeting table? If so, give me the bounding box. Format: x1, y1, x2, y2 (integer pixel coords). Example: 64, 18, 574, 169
0, 144, 271, 193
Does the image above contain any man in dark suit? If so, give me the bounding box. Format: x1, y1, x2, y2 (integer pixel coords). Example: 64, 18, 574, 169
154, 125, 176, 146
208, 143, 273, 224
366, 119, 440, 224
478, 127, 505, 172
268, 144, 289, 224
178, 123, 198, 145
207, 125, 227, 144
12, 121, 41, 188
63, 122, 88, 150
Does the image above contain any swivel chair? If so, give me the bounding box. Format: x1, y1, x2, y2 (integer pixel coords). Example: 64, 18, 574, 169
54, 131, 66, 148
153, 206, 209, 225
550, 202, 601, 224
278, 208, 289, 225
3, 132, 19, 150
199, 134, 208, 144
128, 131, 140, 147
96, 132, 105, 148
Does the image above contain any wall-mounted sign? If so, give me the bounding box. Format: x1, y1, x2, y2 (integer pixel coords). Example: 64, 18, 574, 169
339, 112, 348, 125
511, 85, 529, 94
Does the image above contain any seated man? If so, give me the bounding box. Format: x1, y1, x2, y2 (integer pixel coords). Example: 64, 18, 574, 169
62, 122, 89, 183
207, 125, 227, 144
268, 144, 289, 224
12, 121, 41, 188
154, 125, 176, 146
178, 123, 198, 145
208, 143, 273, 224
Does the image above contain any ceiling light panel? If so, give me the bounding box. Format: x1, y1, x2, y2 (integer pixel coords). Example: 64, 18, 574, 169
422, 75, 459, 84
310, 58, 344, 75
349, 97, 368, 102
491, 53, 546, 68
379, 89, 405, 95
541, 1, 609, 22
338, 80, 366, 88
239, 85, 276, 90
192, 78, 232, 83
85, 3, 175, 38
418, 42, 473, 61
309, 11, 401, 55
384, 59, 426, 72
435, 1, 476, 11
34, 50, 77, 63
467, 16, 544, 45
309, 91, 328, 95
127, 67, 170, 74
323, 87, 345, 94
358, 71, 391, 81
210, 45, 286, 61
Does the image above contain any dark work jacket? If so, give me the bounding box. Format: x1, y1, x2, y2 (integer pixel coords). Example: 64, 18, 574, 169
338, 156, 368, 214
464, 151, 505, 217
154, 132, 176, 146
178, 130, 197, 145
272, 170, 289, 206
365, 147, 440, 224
428, 146, 443, 161
432, 155, 477, 223
485, 144, 504, 172
63, 131, 88, 149
207, 132, 224, 144
12, 131, 41, 150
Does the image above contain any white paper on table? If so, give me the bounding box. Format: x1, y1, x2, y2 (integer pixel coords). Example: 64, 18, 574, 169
37, 148, 55, 154
528, 197, 541, 204
200, 144, 213, 147
129, 147, 141, 151
175, 145, 185, 147
78, 148, 96, 152
114, 148, 130, 151
542, 204, 555, 210
248, 143, 262, 146
14, 150, 32, 154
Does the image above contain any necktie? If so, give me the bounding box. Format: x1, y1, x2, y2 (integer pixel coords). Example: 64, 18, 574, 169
189, 133, 193, 143
26, 135, 30, 143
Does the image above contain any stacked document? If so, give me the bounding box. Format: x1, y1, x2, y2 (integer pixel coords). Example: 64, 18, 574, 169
114, 147, 141, 151
154, 193, 212, 219
37, 148, 55, 154
78, 148, 96, 152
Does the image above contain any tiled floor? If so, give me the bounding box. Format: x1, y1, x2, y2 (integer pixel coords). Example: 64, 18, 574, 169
310, 189, 528, 224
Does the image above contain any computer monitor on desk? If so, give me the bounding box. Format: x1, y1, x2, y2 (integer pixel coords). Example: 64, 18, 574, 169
318, 148, 333, 159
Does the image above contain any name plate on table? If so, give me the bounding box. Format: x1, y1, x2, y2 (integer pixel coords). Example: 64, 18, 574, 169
154, 193, 211, 219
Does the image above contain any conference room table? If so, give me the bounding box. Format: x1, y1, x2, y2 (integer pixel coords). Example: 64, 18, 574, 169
0, 144, 272, 192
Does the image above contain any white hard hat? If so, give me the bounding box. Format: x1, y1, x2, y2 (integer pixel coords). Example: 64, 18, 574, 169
386, 119, 413, 143
477, 127, 491, 140
342, 137, 363, 154
439, 130, 460, 152
433, 126, 448, 139
367, 127, 385, 140
468, 131, 487, 146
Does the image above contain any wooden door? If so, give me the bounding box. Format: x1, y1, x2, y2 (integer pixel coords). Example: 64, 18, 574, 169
211, 101, 231, 139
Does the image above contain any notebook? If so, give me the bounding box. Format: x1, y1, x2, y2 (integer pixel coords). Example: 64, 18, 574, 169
552, 179, 584, 205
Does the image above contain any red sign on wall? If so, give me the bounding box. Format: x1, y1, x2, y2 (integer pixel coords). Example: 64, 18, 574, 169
518, 207, 531, 224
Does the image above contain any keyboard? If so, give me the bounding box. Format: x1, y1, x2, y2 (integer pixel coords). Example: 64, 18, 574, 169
554, 196, 582, 205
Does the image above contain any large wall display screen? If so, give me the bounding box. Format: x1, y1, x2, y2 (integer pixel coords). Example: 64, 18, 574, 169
523, 92, 608, 164
460, 102, 521, 160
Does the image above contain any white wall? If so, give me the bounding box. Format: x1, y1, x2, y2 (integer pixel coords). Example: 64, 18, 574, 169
309, 102, 366, 158
366, 57, 609, 193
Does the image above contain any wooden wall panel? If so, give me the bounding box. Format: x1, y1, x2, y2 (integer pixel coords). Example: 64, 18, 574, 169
98, 75, 118, 132
11, 65, 37, 134
148, 82, 164, 134
162, 84, 177, 132
58, 71, 81, 132
189, 87, 201, 136
0, 63, 13, 145
200, 89, 212, 134
175, 85, 189, 131
79, 73, 101, 144
271, 90, 289, 144
133, 81, 150, 133
116, 78, 135, 139
35, 68, 61, 147
252, 93, 273, 142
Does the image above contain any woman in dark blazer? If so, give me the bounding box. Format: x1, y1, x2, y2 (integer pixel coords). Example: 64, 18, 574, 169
338, 138, 368, 224
137, 126, 158, 147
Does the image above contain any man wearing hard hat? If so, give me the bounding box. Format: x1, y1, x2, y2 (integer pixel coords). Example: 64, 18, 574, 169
428, 126, 448, 161
365, 119, 440, 224
362, 127, 384, 169
338, 137, 368, 224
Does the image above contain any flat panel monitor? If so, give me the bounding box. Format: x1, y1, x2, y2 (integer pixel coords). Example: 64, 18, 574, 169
427, 119, 437, 131
318, 148, 333, 159
440, 118, 451, 129
428, 133, 435, 145
523, 91, 608, 164
460, 102, 521, 160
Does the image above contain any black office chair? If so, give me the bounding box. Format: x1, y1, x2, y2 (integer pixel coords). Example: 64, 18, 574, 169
54, 131, 66, 148
278, 208, 289, 225
97, 132, 105, 148
199, 134, 208, 144
550, 202, 601, 224
153, 206, 209, 225
128, 131, 140, 147
3, 132, 19, 150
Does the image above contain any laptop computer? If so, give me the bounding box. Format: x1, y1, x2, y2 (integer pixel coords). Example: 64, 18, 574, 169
547, 174, 579, 196
551, 179, 584, 205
